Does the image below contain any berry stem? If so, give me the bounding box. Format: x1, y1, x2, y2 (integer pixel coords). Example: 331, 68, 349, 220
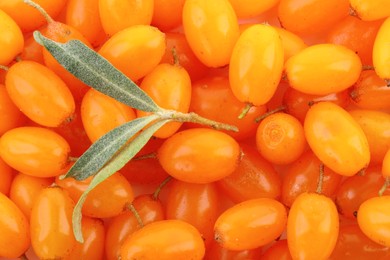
171, 47, 180, 66
132, 152, 157, 161
0, 65, 9, 71
238, 103, 253, 119
316, 163, 325, 194
24, 0, 54, 24
379, 176, 390, 196
255, 105, 286, 123
127, 203, 144, 228
152, 176, 173, 200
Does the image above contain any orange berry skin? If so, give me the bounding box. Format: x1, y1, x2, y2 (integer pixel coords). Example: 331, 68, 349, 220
217, 143, 281, 202
157, 128, 241, 184
204, 240, 262, 260
182, 0, 240, 67
357, 196, 390, 247
0, 84, 26, 136
64, 217, 105, 260
0, 192, 30, 258
0, 158, 14, 196
278, 0, 349, 35
0, 127, 70, 177
98, 25, 166, 81
105, 194, 165, 260
350, 0, 390, 21
99, 0, 154, 36
373, 17, 390, 80
304, 102, 370, 176
0, 9, 23, 65
0, 0, 66, 32
383, 149, 390, 178
274, 26, 307, 61
5, 61, 75, 127
285, 44, 362, 95
151, 0, 185, 31
350, 109, 390, 165
165, 180, 219, 247
261, 240, 293, 260
229, 24, 284, 106
30, 187, 76, 260
228, 0, 279, 19
256, 112, 306, 165
120, 220, 205, 260
20, 34, 45, 64
188, 76, 266, 140
56, 172, 134, 218
137, 63, 192, 139
214, 198, 287, 250
81, 88, 136, 143
287, 192, 339, 260
9, 173, 53, 218
66, 0, 107, 47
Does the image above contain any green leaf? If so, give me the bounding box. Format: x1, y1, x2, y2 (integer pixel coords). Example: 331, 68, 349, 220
64, 115, 159, 181
72, 119, 170, 242
33, 31, 160, 112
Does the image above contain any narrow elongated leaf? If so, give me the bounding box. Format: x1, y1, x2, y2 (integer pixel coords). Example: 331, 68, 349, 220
33, 31, 160, 112
72, 119, 170, 242
64, 115, 159, 180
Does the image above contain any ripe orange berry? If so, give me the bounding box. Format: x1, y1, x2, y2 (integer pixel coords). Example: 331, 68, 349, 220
204, 240, 262, 260
120, 220, 205, 259
0, 84, 26, 136
98, 25, 166, 81
182, 0, 240, 67
274, 26, 307, 61
214, 198, 287, 250
287, 192, 339, 260
81, 88, 136, 143
256, 112, 306, 165
137, 63, 192, 139
285, 44, 362, 95
350, 0, 390, 21
373, 16, 390, 81
157, 128, 241, 184
228, 0, 279, 19
304, 102, 370, 176
261, 240, 292, 260
0, 192, 30, 258
151, 0, 185, 31
383, 149, 390, 178
0, 158, 14, 196
30, 187, 76, 259
229, 24, 284, 106
5, 60, 75, 127
0, 127, 70, 177
0, 9, 24, 65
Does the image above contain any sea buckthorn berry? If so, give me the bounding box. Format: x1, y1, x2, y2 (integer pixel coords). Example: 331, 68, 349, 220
350, 0, 390, 21
204, 240, 262, 260
273, 26, 307, 61
327, 16, 383, 65
99, 0, 154, 36
0, 9, 24, 65
229, 24, 284, 106
137, 63, 192, 139
98, 25, 166, 81
283, 86, 350, 123
64, 217, 105, 260
261, 240, 293, 260
105, 194, 165, 260
0, 192, 30, 258
256, 112, 306, 165
0, 84, 26, 136
56, 172, 134, 218
0, 0, 66, 32
330, 223, 390, 259
120, 220, 205, 260
214, 198, 287, 250
228, 0, 279, 18
166, 180, 219, 247
0, 127, 70, 177
373, 17, 390, 81
157, 128, 241, 184
278, 0, 349, 35
9, 173, 53, 218
182, 0, 240, 67
5, 60, 75, 127
81, 88, 136, 143
287, 192, 339, 260
0, 158, 14, 195
187, 76, 266, 140
160, 32, 208, 82
335, 166, 385, 219
30, 187, 76, 259
349, 110, 390, 165
217, 143, 281, 203
282, 150, 342, 208
152, 0, 185, 31
383, 149, 390, 178
285, 44, 362, 95
304, 102, 370, 176
357, 196, 390, 247
66, 0, 107, 47
350, 70, 390, 110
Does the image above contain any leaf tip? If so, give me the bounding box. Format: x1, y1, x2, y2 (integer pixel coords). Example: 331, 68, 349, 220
32, 31, 44, 45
